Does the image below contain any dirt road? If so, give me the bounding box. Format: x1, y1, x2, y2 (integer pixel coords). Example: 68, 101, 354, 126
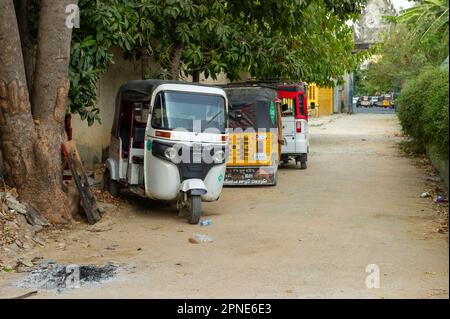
1, 114, 448, 298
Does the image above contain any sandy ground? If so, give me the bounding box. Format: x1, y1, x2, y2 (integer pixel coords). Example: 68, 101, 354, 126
0, 113, 448, 299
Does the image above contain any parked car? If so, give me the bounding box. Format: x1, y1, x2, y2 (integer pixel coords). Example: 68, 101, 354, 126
352, 96, 359, 108
359, 96, 371, 107
371, 96, 380, 107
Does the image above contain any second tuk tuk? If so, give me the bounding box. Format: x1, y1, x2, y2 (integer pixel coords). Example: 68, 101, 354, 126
103, 80, 229, 224
223, 85, 283, 186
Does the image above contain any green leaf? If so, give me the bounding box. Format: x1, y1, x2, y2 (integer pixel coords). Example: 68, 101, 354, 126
80, 39, 96, 49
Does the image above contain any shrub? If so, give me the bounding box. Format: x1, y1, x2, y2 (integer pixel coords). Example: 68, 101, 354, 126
423, 69, 449, 159
398, 76, 425, 144
398, 67, 449, 159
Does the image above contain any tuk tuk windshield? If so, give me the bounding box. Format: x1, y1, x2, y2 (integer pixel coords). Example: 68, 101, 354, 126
151, 91, 226, 133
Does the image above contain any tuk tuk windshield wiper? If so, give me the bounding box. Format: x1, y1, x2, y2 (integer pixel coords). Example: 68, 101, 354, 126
206, 110, 223, 126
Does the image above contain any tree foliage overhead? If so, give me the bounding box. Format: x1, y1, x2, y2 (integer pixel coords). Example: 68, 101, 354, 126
397, 0, 449, 43
24, 0, 366, 124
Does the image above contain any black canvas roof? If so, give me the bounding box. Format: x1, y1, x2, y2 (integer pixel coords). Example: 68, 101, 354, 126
117, 79, 217, 97
112, 80, 221, 136
224, 86, 277, 106
224, 86, 278, 130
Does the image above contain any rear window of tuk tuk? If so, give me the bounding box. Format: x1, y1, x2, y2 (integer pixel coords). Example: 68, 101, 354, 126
278, 89, 306, 117
225, 88, 278, 132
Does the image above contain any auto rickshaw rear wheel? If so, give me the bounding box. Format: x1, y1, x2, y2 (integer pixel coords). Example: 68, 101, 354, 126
103, 169, 120, 198
188, 195, 202, 224
297, 154, 308, 170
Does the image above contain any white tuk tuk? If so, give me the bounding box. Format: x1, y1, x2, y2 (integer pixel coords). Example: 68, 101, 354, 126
277, 82, 310, 169
103, 80, 229, 224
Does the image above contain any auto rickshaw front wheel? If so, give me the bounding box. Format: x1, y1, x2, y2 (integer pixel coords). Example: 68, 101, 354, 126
103, 169, 120, 198
188, 195, 202, 224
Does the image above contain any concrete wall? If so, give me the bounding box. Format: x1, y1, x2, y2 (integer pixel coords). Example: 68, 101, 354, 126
341, 72, 352, 113
333, 85, 344, 113
72, 47, 142, 168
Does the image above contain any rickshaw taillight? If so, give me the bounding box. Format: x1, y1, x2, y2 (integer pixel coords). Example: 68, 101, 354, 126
296, 121, 302, 133
222, 135, 227, 142
155, 130, 171, 139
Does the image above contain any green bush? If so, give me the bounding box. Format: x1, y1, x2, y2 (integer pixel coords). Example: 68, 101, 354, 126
398, 76, 425, 144
398, 67, 449, 159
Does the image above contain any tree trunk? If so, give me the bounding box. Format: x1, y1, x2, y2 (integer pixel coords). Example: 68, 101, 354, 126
15, 0, 34, 92
0, 0, 76, 224
29, 0, 77, 223
0, 0, 40, 211
170, 44, 184, 80
141, 49, 150, 79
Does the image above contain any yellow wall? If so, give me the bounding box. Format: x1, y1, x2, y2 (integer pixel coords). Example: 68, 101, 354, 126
318, 87, 333, 116
307, 83, 333, 117
308, 83, 319, 107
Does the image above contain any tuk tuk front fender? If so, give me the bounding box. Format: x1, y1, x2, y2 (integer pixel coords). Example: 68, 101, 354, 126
180, 179, 207, 195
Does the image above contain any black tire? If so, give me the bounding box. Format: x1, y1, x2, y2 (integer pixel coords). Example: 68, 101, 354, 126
300, 161, 308, 169
103, 169, 120, 198
188, 195, 202, 224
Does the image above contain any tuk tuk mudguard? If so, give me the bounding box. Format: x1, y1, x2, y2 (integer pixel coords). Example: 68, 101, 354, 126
201, 164, 226, 201
145, 154, 181, 201
180, 179, 207, 194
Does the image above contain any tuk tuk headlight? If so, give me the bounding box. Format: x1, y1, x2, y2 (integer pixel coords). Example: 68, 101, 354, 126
164, 147, 178, 161
213, 150, 225, 163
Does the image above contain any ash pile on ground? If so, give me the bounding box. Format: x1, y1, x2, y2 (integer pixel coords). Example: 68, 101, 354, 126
16, 261, 119, 292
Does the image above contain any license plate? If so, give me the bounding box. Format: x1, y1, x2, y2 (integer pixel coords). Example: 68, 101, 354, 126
224, 167, 275, 185
254, 153, 267, 161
